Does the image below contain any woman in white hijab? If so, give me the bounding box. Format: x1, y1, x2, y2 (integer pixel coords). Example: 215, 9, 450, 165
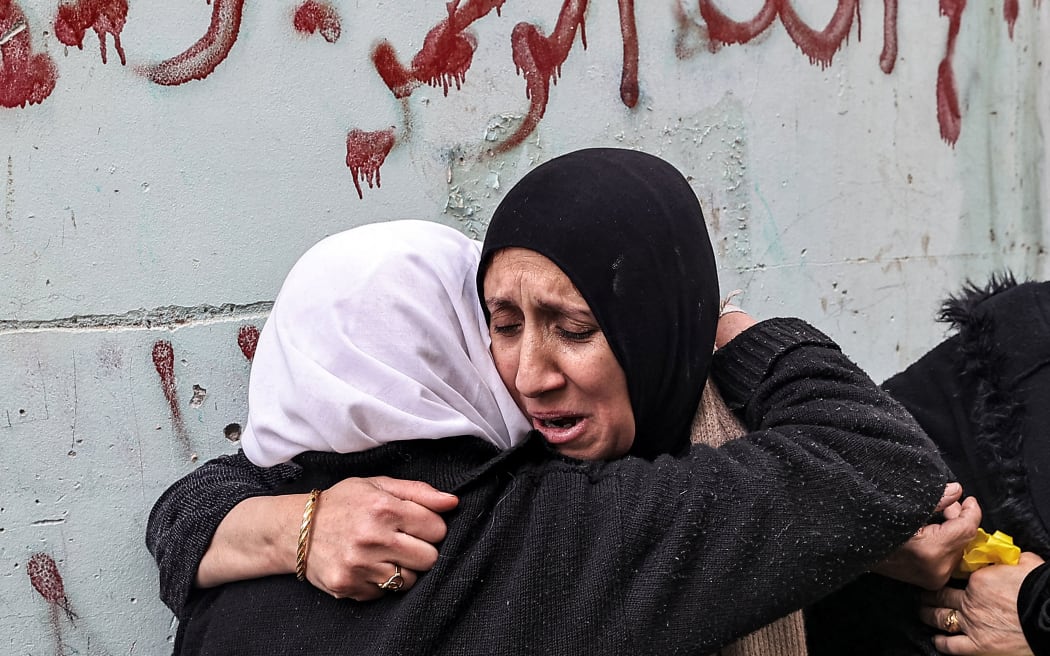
241, 218, 529, 465
149, 219, 530, 605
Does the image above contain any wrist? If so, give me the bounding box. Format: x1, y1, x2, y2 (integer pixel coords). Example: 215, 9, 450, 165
244, 493, 309, 578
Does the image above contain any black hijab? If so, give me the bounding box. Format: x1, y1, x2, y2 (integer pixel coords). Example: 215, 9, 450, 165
478, 148, 719, 459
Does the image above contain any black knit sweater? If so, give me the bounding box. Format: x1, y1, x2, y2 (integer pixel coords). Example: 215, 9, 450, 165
147, 318, 948, 655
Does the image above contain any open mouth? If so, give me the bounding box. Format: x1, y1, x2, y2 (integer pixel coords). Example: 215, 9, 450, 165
539, 416, 580, 429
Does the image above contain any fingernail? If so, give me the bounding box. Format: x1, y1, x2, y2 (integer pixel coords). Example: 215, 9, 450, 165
946, 482, 961, 493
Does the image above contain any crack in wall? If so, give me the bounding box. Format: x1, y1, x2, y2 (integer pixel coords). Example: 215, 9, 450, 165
0, 301, 273, 334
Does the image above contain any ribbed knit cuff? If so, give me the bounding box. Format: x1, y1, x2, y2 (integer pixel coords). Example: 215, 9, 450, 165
711, 317, 839, 409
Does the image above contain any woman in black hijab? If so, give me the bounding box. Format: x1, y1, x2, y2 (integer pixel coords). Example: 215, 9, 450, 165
479, 147, 719, 460
151, 148, 948, 655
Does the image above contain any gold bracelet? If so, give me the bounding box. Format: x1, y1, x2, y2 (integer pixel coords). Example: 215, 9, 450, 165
295, 489, 322, 582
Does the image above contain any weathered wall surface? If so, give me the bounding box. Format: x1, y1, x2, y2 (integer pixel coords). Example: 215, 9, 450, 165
2, 0, 1048, 652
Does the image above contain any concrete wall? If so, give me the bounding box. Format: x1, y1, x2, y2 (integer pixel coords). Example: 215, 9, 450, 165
2, 1, 1047, 652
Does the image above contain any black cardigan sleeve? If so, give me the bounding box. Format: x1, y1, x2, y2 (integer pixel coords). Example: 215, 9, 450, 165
145, 452, 301, 617
1020, 562, 1050, 655
586, 318, 949, 647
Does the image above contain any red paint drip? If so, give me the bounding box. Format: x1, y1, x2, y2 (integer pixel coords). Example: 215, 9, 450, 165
778, 1, 859, 68
27, 553, 76, 621
937, 0, 965, 145
617, 0, 638, 108
700, 1, 860, 68
293, 0, 341, 43
699, 0, 778, 45
372, 0, 506, 98
152, 340, 189, 448
139, 0, 244, 85
237, 324, 259, 362
0, 0, 58, 108
502, 0, 590, 154
54, 0, 128, 66
345, 128, 395, 199
879, 0, 898, 74
372, 41, 418, 98
1004, 0, 1019, 37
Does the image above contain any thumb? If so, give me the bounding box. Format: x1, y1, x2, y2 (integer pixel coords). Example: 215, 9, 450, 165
372, 477, 459, 512
934, 482, 963, 513
938, 497, 981, 545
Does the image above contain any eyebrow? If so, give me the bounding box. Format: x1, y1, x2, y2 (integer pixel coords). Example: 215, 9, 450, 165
485, 297, 595, 322
536, 299, 595, 322
484, 298, 518, 314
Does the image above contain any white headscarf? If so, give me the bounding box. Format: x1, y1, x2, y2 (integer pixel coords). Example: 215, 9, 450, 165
240, 220, 531, 467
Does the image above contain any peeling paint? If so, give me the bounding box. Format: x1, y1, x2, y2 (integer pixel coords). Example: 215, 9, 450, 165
189, 384, 207, 408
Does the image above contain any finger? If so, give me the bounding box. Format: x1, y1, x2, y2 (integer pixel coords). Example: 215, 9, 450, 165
370, 562, 416, 592
940, 501, 962, 521
393, 498, 450, 543
322, 562, 421, 601
923, 586, 965, 609
937, 501, 982, 546
386, 532, 441, 572
372, 477, 459, 512
959, 495, 982, 523
932, 634, 980, 655
917, 605, 944, 631
935, 482, 963, 512
917, 606, 962, 634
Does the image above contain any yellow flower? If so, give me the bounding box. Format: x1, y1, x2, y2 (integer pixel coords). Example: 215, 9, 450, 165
954, 528, 1021, 576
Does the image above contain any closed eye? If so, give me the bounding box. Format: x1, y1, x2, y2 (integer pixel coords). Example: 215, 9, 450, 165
492, 323, 521, 336
557, 327, 597, 341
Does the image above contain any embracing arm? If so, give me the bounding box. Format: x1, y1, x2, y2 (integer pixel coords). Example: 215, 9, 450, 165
599, 317, 948, 647
146, 452, 458, 617
146, 451, 301, 617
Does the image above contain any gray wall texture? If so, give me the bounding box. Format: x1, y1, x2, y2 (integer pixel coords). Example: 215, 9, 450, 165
2, 0, 1048, 652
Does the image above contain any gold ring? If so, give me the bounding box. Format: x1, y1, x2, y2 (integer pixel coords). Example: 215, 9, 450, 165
378, 564, 405, 591
944, 609, 960, 634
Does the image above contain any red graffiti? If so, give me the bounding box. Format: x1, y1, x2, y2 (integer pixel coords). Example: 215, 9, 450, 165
0, 0, 58, 108
237, 324, 259, 362
27, 553, 76, 621
372, 0, 505, 99
346, 128, 395, 199
937, 0, 965, 145
360, 0, 637, 192
54, 0, 128, 66
152, 340, 189, 449
879, 0, 898, 74
617, 0, 638, 108
505, 0, 590, 153
699, 1, 860, 68
294, 0, 341, 43
139, 0, 244, 85
1005, 0, 1019, 37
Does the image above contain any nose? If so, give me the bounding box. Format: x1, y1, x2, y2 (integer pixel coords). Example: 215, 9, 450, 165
514, 329, 565, 399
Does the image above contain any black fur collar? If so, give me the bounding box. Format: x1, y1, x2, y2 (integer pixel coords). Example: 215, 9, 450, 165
938, 272, 1050, 554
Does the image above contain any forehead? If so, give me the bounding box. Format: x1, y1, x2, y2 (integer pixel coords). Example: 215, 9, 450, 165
483, 248, 587, 307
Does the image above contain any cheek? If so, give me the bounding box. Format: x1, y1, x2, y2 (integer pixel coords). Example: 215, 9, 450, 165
490, 343, 525, 411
